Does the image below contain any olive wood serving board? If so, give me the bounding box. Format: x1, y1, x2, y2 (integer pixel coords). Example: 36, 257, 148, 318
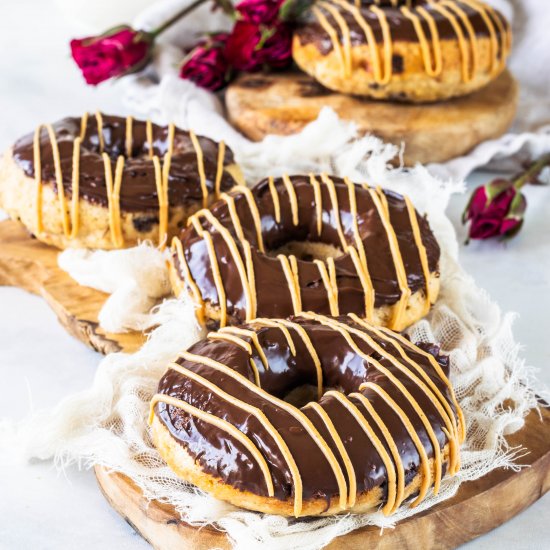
225, 69, 518, 166
95, 405, 550, 550
0, 219, 145, 354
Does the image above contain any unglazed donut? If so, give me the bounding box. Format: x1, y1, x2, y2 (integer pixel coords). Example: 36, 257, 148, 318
292, 0, 512, 102
170, 174, 440, 332
0, 113, 243, 249
150, 313, 465, 517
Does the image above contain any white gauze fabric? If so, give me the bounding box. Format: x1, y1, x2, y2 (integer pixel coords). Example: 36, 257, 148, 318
58, 243, 171, 333
17, 127, 548, 550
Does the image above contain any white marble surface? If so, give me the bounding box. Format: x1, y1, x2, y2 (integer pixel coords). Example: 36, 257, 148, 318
0, 1, 549, 549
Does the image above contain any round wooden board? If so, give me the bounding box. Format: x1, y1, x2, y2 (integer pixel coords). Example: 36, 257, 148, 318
225, 70, 518, 166
96, 406, 550, 550
0, 219, 146, 354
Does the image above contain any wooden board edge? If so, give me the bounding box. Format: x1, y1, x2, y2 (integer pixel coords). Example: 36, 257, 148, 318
94, 407, 550, 550
0, 219, 146, 354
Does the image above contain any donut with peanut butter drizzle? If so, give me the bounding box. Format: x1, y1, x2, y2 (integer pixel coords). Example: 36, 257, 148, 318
0, 112, 243, 249
150, 313, 464, 516
171, 174, 440, 332
292, 0, 512, 102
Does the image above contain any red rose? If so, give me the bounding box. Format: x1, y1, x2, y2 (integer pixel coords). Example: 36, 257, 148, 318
180, 34, 231, 91
236, 0, 285, 24
225, 21, 292, 72
70, 27, 152, 86
463, 180, 526, 240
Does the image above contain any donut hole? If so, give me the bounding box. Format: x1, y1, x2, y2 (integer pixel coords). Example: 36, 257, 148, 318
267, 241, 344, 262
283, 384, 346, 408
282, 384, 319, 408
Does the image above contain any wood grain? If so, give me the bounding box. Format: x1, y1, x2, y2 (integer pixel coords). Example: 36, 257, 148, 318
226, 70, 518, 166
0, 219, 145, 354
95, 406, 550, 549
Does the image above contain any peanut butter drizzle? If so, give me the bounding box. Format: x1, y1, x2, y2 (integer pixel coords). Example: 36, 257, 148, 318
343, 177, 375, 319
219, 326, 270, 372
334, 312, 456, 485
171, 236, 204, 311
208, 331, 252, 353
278, 254, 302, 314
253, 319, 297, 356
177, 351, 348, 516
314, 259, 339, 315
254, 318, 323, 399
301, 312, 448, 501
281, 174, 300, 226
30, 114, 227, 248
156, 314, 461, 514
69, 137, 81, 239
189, 130, 208, 209
325, 389, 397, 515
354, 385, 431, 507
350, 312, 461, 474
305, 401, 357, 505
332, 0, 392, 84
190, 215, 229, 326
79, 112, 89, 140
321, 173, 348, 249
318, 1, 353, 77
50, 124, 71, 238
312, 0, 510, 85
401, 5, 443, 76
350, 391, 406, 511
125, 116, 133, 158
233, 185, 265, 252
190, 208, 255, 321
249, 358, 262, 387
220, 192, 247, 243
404, 195, 433, 316
149, 393, 275, 497
214, 140, 226, 198
308, 174, 323, 236
368, 187, 411, 330
377, 325, 466, 444
157, 362, 303, 506
102, 153, 125, 248
201, 229, 228, 326
268, 176, 281, 223
95, 112, 105, 153
177, 177, 432, 328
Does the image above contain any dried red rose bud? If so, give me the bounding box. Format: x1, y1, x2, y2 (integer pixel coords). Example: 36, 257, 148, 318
462, 180, 526, 241
225, 21, 292, 72
70, 26, 153, 86
236, 0, 285, 24
179, 34, 231, 91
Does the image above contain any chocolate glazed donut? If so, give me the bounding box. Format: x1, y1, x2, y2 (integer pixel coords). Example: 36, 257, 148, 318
0, 113, 243, 249
171, 174, 440, 332
150, 313, 465, 517
292, 0, 512, 102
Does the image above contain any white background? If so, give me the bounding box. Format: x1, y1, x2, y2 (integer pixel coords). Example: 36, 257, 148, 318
0, 1, 549, 549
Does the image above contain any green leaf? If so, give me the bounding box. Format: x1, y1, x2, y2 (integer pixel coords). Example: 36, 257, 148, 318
279, 0, 315, 22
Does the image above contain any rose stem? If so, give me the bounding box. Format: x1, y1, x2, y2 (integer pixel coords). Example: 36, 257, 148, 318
513, 152, 550, 189
150, 0, 210, 37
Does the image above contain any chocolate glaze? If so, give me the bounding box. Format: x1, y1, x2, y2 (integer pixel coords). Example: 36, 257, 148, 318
155, 315, 457, 506
174, 175, 440, 322
12, 114, 236, 213
296, 0, 509, 55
